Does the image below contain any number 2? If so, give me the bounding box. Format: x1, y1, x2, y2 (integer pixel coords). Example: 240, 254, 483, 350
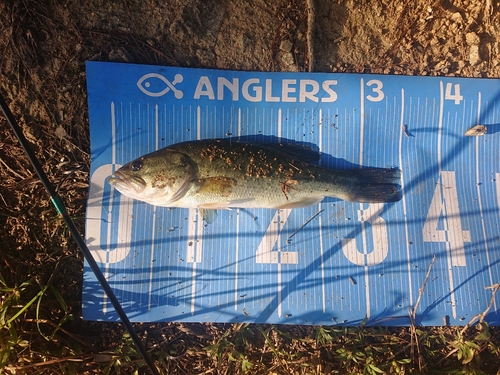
255, 210, 298, 264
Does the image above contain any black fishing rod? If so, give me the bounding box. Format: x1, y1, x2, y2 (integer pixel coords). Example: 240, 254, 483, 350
0, 94, 160, 375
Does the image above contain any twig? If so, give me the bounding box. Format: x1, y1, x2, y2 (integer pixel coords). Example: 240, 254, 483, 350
81, 29, 178, 65
408, 311, 424, 372
24, 318, 94, 349
460, 283, 500, 336
485, 0, 493, 24
435, 284, 500, 366
4, 355, 94, 370
286, 209, 323, 243
306, 0, 315, 72
412, 255, 436, 320
0, 157, 28, 179
402, 124, 414, 137
410, 255, 436, 373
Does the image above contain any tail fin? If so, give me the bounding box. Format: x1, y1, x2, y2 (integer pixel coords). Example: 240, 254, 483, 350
346, 168, 402, 203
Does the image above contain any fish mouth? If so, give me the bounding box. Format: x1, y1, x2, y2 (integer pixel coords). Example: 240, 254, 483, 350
108, 171, 146, 193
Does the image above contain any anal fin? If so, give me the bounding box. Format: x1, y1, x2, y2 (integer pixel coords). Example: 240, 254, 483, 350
198, 208, 218, 224
276, 197, 323, 209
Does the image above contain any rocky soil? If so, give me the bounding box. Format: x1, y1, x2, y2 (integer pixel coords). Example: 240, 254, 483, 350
0, 0, 499, 373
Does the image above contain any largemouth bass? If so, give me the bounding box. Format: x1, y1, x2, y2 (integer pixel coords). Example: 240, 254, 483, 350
108, 139, 401, 210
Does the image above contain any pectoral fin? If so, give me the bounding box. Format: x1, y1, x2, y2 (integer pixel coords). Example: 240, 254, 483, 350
196, 177, 236, 197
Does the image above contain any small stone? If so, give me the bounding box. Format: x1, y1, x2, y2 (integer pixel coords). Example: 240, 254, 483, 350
434, 60, 447, 70
451, 12, 463, 22
55, 125, 68, 140
465, 125, 487, 136
280, 51, 298, 72
466, 32, 480, 45
469, 45, 481, 65
279, 39, 293, 53
23, 124, 42, 142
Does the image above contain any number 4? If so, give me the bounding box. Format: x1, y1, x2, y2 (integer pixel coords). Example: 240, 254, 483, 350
445, 83, 463, 105
423, 171, 470, 266
255, 209, 298, 264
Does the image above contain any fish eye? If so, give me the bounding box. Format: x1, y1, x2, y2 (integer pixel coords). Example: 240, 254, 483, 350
130, 160, 143, 171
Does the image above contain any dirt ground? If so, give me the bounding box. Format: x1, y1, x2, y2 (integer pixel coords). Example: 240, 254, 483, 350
1, 0, 500, 374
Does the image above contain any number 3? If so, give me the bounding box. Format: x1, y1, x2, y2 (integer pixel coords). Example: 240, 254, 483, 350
366, 80, 385, 102
342, 203, 388, 266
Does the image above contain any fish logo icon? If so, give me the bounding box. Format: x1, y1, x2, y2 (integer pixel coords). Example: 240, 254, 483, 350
137, 73, 184, 98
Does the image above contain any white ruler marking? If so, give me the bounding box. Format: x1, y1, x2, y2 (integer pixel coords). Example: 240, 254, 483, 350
187, 106, 204, 315
439, 81, 458, 319
234, 108, 242, 310
148, 104, 159, 310
475, 93, 496, 311
318, 108, 326, 313
278, 108, 282, 139
359, 79, 365, 164
197, 106, 201, 139
399, 89, 413, 308
102, 102, 118, 313
359, 78, 371, 318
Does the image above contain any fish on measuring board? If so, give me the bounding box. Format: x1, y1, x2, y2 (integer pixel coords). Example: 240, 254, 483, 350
108, 139, 402, 220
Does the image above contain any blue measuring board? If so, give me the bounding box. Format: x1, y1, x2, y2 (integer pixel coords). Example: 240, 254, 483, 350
84, 61, 500, 326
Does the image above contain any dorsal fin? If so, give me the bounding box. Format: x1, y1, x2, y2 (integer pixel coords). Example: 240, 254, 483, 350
260, 142, 321, 162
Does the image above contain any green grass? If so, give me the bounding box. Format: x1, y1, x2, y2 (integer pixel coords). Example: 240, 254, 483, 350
1, 273, 500, 374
